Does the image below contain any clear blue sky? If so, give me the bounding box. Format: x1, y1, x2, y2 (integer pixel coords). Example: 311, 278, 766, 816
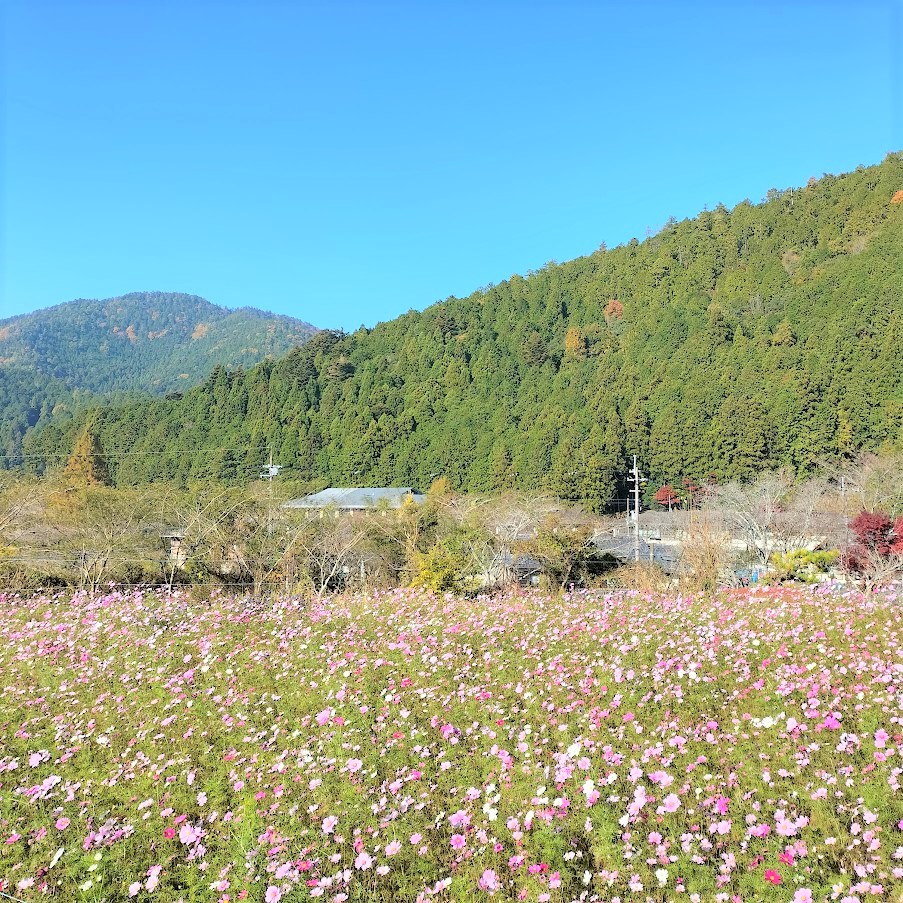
1, 1, 900, 331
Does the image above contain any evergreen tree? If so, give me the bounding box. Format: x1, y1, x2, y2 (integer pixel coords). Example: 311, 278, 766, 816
63, 419, 110, 486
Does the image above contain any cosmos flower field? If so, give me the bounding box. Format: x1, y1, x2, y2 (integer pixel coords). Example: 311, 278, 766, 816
1, 586, 902, 903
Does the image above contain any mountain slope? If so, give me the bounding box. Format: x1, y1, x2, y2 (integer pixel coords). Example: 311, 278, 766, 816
26, 155, 903, 507
0, 292, 317, 461
0, 291, 317, 394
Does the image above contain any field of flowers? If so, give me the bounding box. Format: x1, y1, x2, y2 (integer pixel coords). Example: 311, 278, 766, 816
0, 584, 901, 903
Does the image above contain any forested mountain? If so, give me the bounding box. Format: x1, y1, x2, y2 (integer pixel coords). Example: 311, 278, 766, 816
26, 156, 903, 510
0, 292, 317, 461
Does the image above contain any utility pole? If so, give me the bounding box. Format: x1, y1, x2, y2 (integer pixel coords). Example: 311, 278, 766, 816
627, 455, 645, 562
260, 451, 282, 536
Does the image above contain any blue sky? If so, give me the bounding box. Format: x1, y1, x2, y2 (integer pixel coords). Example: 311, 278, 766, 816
1, 1, 900, 331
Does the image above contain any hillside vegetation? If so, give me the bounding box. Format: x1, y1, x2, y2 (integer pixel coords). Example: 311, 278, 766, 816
0, 292, 317, 462
26, 156, 903, 508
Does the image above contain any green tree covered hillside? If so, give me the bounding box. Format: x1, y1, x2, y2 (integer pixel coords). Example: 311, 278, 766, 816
0, 292, 317, 462
26, 157, 903, 510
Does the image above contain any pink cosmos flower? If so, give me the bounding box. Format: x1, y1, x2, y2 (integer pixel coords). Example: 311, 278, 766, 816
451, 833, 466, 850
660, 793, 681, 813
321, 815, 338, 834
265, 887, 281, 903
775, 818, 796, 837
346, 758, 363, 773
479, 869, 500, 893
354, 851, 373, 870
179, 824, 200, 845
385, 840, 401, 856
764, 869, 781, 884
55, 817, 70, 830
793, 891, 813, 903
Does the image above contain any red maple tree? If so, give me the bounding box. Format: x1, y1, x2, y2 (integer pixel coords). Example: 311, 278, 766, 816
603, 299, 624, 320
843, 510, 903, 586
654, 484, 680, 511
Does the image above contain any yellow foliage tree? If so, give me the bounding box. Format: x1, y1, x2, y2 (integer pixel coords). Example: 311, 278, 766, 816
564, 327, 587, 358
64, 421, 110, 487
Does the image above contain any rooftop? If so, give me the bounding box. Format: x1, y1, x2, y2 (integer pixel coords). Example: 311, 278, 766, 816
283, 487, 426, 510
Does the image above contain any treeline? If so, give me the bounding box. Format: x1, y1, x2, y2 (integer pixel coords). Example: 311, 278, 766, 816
2, 453, 900, 595
25, 155, 903, 510
0, 474, 613, 596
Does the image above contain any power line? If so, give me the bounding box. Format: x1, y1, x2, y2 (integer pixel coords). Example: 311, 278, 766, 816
0, 448, 277, 461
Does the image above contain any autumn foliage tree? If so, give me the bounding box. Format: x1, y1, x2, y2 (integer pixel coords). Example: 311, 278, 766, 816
654, 484, 680, 510
63, 420, 109, 486
563, 327, 587, 358
843, 510, 903, 587
603, 299, 624, 321
682, 477, 701, 509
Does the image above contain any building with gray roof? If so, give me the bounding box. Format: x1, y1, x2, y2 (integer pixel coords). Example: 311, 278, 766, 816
282, 487, 426, 512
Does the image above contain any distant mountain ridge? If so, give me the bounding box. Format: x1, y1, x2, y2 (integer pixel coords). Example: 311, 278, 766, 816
0, 291, 318, 460
0, 291, 317, 394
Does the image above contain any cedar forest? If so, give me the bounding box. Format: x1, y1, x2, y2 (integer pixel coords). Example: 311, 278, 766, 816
24, 154, 903, 513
